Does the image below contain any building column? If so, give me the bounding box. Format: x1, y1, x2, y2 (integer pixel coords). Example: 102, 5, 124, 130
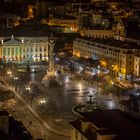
24, 46, 26, 60
33, 45, 36, 61
21, 46, 24, 60
11, 47, 14, 60
37, 46, 39, 62
6, 48, 8, 59
17, 46, 20, 60
20, 46, 22, 60
14, 47, 16, 60
2, 47, 4, 60
34, 46, 36, 61
47, 44, 49, 61
10, 47, 12, 60
41, 45, 43, 61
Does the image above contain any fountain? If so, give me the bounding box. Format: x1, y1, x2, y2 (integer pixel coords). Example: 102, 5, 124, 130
72, 88, 104, 113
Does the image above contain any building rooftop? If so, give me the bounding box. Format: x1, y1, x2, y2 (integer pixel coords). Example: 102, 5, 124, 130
3, 35, 22, 45
70, 109, 140, 140
77, 37, 140, 49
0, 110, 32, 140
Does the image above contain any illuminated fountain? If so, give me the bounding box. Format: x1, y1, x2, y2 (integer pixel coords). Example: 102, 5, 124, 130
72, 88, 106, 113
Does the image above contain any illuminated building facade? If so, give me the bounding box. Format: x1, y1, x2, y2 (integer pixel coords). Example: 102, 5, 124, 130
47, 18, 78, 32
73, 37, 140, 79
1, 36, 23, 61
27, 5, 34, 19
0, 36, 49, 62
80, 22, 125, 38
91, 12, 103, 25
81, 29, 113, 38
134, 55, 140, 77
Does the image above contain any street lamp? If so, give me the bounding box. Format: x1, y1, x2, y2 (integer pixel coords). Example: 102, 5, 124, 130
111, 81, 114, 85
7, 71, 12, 75
25, 85, 34, 107
14, 77, 18, 80
136, 88, 140, 96
38, 98, 47, 105
7, 70, 12, 85
26, 86, 31, 91
25, 85, 31, 102
109, 81, 115, 98
78, 82, 83, 91
12, 76, 19, 91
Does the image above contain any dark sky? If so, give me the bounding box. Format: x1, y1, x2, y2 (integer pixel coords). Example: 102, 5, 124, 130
0, 0, 69, 4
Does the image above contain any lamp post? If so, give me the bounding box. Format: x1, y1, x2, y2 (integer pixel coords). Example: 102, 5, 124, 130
26, 85, 34, 107
7, 70, 12, 85
110, 81, 115, 98
7, 71, 12, 75
26, 85, 31, 104
13, 76, 18, 91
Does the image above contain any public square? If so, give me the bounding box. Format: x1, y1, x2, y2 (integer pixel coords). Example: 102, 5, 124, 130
0, 59, 136, 140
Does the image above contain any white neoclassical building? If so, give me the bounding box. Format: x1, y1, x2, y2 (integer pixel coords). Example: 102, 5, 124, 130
0, 35, 49, 62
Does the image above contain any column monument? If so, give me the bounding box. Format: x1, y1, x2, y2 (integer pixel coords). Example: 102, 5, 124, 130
48, 40, 55, 76
42, 40, 60, 87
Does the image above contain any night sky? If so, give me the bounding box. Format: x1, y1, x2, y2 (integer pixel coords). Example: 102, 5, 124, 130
0, 0, 69, 4
0, 0, 66, 15
1, 0, 139, 15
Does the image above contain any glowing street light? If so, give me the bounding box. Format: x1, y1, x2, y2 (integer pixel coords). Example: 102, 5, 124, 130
78, 82, 83, 91
7, 71, 12, 75
38, 98, 47, 105
14, 77, 18, 80
111, 81, 114, 85
26, 86, 31, 91
65, 76, 69, 83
